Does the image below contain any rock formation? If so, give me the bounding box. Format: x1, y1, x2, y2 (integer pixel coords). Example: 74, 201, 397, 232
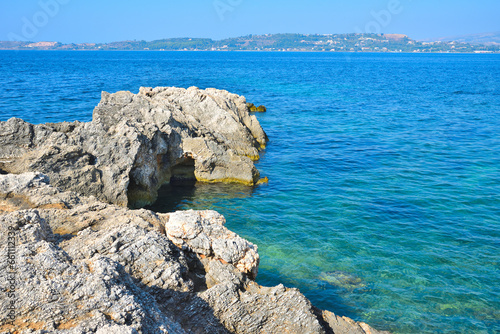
0, 173, 389, 334
0, 87, 268, 208
0, 88, 389, 333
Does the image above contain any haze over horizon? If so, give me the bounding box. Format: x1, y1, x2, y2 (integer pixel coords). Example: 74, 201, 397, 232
1, 0, 499, 44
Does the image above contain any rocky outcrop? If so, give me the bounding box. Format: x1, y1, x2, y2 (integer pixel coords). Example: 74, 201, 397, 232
0, 173, 389, 334
0, 87, 268, 208
0, 87, 389, 333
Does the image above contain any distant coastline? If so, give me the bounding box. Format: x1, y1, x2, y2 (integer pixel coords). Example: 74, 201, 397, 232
2, 33, 499, 53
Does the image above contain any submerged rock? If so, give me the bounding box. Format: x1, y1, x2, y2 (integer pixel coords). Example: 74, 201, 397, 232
0, 87, 269, 208
0, 172, 389, 334
319, 271, 367, 291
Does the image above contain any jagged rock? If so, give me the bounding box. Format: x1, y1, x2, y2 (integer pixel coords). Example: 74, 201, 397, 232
322, 310, 389, 334
0, 210, 188, 334
201, 282, 325, 334
0, 173, 389, 334
0, 87, 268, 208
161, 210, 259, 279
63, 224, 194, 292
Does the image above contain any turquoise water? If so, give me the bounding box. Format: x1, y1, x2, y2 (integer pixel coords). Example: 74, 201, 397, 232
1, 51, 499, 333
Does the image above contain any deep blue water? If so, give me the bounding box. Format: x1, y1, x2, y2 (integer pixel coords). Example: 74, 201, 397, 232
1, 51, 499, 333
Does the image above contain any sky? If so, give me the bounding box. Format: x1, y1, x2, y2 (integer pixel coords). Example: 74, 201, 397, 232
1, 0, 499, 43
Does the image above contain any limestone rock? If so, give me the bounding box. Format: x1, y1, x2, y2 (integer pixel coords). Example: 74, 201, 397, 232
0, 87, 268, 208
201, 282, 325, 334
322, 310, 390, 334
63, 224, 194, 292
0, 210, 188, 334
161, 210, 259, 278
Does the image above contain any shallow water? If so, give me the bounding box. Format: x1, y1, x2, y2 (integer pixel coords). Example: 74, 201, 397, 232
1, 51, 499, 333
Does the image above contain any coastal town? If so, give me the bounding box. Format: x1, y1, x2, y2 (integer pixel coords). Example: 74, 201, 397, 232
1, 33, 499, 53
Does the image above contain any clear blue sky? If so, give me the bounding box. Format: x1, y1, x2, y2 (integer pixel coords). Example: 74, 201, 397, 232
1, 0, 499, 43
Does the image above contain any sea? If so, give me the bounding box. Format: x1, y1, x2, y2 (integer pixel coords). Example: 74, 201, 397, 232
0, 50, 499, 334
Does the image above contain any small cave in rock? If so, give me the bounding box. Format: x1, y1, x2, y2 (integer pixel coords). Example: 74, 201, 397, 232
146, 155, 257, 214
127, 176, 154, 209
129, 155, 198, 210
145, 156, 198, 213
169, 156, 197, 187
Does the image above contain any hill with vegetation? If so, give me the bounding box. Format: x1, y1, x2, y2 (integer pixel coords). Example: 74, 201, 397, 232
1, 33, 499, 53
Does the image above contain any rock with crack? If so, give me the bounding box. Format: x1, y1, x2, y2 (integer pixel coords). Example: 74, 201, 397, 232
0, 87, 268, 208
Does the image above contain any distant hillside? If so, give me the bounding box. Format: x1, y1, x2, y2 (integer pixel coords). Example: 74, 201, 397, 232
433, 32, 500, 46
1, 33, 499, 53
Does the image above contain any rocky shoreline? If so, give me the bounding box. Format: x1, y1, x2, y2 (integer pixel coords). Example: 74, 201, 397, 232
0, 88, 389, 333
0, 87, 268, 208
